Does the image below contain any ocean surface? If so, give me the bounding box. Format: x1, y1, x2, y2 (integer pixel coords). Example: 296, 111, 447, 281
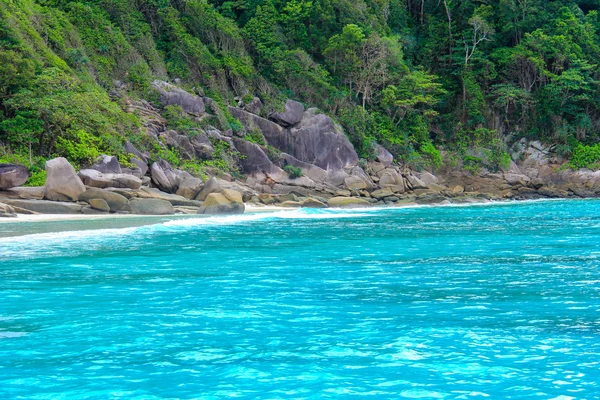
1, 200, 599, 399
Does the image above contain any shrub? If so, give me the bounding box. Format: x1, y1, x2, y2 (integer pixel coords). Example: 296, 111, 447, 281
420, 141, 442, 169
55, 129, 101, 166
284, 164, 303, 179
570, 143, 600, 170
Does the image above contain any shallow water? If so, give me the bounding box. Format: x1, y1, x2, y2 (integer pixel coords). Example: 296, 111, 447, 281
1, 200, 599, 399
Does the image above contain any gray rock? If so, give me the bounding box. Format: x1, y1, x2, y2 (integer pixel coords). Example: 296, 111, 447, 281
374, 144, 394, 166
91, 155, 122, 174
328, 197, 371, 208
44, 158, 86, 202
152, 80, 205, 116
79, 189, 129, 213
4, 199, 83, 214
79, 169, 142, 190
197, 189, 245, 215
89, 198, 111, 212
0, 202, 17, 218
81, 205, 108, 215
8, 186, 45, 200
125, 141, 147, 163
150, 159, 179, 193
268, 99, 304, 127
0, 164, 29, 190
244, 97, 263, 114
191, 134, 214, 160
129, 198, 175, 215
194, 177, 223, 201
176, 177, 203, 199
418, 172, 439, 186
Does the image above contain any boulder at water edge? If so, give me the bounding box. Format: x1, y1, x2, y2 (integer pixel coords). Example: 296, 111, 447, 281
197, 189, 245, 215
79, 189, 129, 213
327, 197, 371, 208
0, 164, 29, 190
44, 158, 86, 201
129, 198, 174, 215
0, 203, 17, 218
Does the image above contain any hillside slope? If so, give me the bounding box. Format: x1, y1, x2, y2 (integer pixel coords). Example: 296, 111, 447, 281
1, 0, 600, 188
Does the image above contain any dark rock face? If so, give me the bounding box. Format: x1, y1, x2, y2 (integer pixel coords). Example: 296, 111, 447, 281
159, 130, 196, 160
233, 138, 278, 175
289, 111, 359, 172
244, 97, 263, 114
91, 155, 122, 174
230, 107, 359, 174
152, 80, 205, 116
191, 134, 214, 160
268, 99, 304, 127
0, 164, 29, 190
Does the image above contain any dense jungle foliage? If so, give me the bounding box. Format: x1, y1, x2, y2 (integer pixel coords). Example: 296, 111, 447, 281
1, 0, 600, 181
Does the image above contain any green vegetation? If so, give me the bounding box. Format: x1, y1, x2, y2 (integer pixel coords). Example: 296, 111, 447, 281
1, 0, 600, 176
284, 164, 303, 179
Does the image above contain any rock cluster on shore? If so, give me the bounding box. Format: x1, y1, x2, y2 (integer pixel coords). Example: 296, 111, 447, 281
2, 85, 600, 219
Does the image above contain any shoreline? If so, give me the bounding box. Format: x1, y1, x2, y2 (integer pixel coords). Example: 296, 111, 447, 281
0, 196, 584, 225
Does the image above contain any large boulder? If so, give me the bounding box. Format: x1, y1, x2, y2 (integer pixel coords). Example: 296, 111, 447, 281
91, 155, 122, 174
176, 177, 203, 199
289, 110, 359, 172
268, 99, 304, 127
194, 177, 223, 201
129, 198, 174, 215
79, 188, 129, 213
8, 186, 45, 200
374, 144, 394, 166
79, 169, 142, 190
191, 134, 215, 160
0, 202, 17, 218
4, 199, 83, 214
0, 164, 29, 190
45, 158, 86, 201
197, 189, 245, 215
327, 197, 371, 208
150, 159, 179, 193
152, 80, 205, 116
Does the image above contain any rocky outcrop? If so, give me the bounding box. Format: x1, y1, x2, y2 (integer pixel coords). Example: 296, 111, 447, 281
374, 144, 394, 166
328, 197, 371, 208
194, 177, 223, 201
44, 157, 86, 201
150, 159, 180, 193
8, 186, 45, 200
268, 100, 304, 127
152, 80, 205, 116
129, 198, 174, 215
79, 169, 142, 190
91, 155, 122, 174
4, 199, 84, 214
197, 189, 245, 215
0, 164, 29, 190
176, 177, 203, 199
0, 202, 17, 218
79, 189, 129, 213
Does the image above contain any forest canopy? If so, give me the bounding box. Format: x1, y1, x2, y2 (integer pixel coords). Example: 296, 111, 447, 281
1, 0, 599, 174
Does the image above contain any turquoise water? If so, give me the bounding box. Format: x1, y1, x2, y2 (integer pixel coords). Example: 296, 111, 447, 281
1, 200, 599, 399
